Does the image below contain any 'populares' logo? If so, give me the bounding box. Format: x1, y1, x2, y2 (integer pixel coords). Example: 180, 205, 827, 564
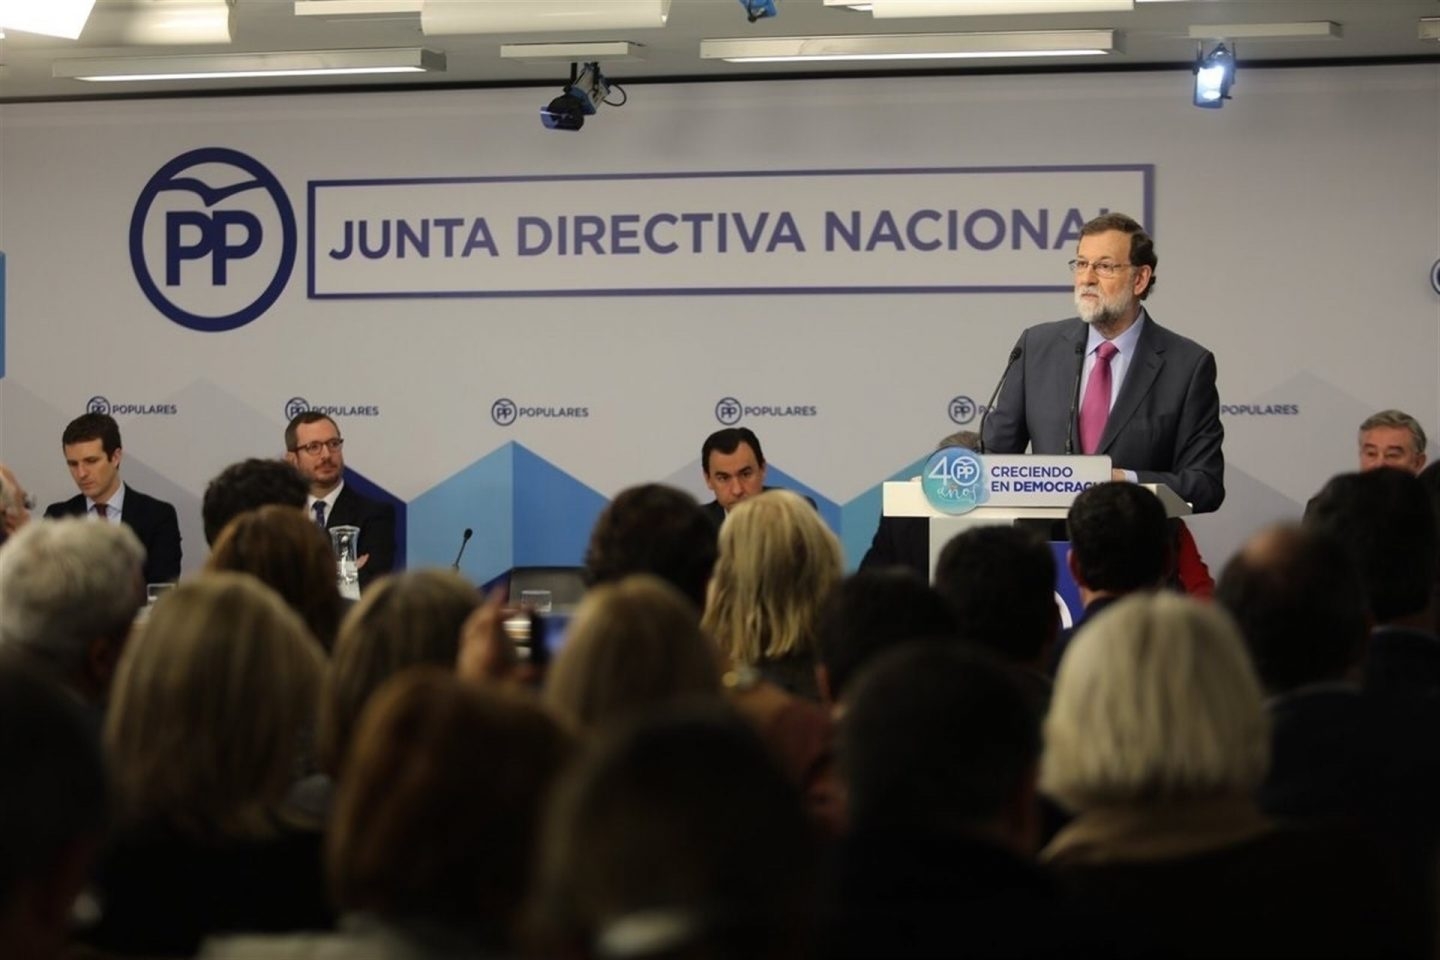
131, 147, 297, 333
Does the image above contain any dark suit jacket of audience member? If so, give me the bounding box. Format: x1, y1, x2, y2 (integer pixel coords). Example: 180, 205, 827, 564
1365, 626, 1440, 705
326, 484, 396, 590
703, 488, 818, 530
1047, 595, 1121, 676
45, 486, 182, 583
80, 820, 332, 957
858, 516, 929, 579
1048, 822, 1433, 959
828, 829, 1093, 960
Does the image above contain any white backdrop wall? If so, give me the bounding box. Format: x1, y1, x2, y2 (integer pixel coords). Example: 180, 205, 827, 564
1, 64, 1437, 582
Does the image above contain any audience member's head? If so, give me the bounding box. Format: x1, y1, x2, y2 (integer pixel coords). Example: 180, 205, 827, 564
0, 462, 33, 543
533, 706, 819, 960
0, 518, 146, 706
202, 458, 309, 546
106, 573, 325, 839
1041, 592, 1268, 813
1305, 468, 1439, 627
1066, 480, 1170, 597
544, 575, 721, 733
933, 525, 1056, 667
701, 427, 768, 513
319, 569, 479, 775
1216, 524, 1368, 695
814, 568, 957, 705
703, 490, 843, 670
583, 484, 718, 613
207, 504, 344, 652
937, 430, 980, 451
0, 661, 107, 960
1358, 409, 1428, 475
329, 669, 570, 950
842, 644, 1041, 852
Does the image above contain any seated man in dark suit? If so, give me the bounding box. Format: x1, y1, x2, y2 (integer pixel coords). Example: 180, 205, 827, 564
1050, 481, 1170, 674
1305, 468, 1440, 705
1216, 523, 1440, 825
700, 427, 813, 528
285, 412, 395, 590
43, 413, 181, 583
831, 645, 1082, 960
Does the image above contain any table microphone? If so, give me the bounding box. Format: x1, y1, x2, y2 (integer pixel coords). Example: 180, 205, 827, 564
451, 528, 473, 570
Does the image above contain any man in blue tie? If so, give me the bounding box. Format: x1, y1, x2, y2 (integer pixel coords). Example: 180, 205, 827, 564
982, 213, 1225, 515
285, 411, 396, 589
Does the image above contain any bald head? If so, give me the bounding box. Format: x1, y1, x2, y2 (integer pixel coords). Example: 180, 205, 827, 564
1216, 524, 1367, 694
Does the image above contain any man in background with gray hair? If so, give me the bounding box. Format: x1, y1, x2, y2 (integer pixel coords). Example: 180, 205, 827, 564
1358, 409, 1428, 475
0, 518, 146, 712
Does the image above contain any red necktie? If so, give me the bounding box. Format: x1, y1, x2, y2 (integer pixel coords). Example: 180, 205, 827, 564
94, 502, 108, 519
1078, 341, 1119, 455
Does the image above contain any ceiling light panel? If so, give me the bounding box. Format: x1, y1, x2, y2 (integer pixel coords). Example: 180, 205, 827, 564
54, 47, 445, 82
701, 30, 1116, 62
422, 0, 671, 35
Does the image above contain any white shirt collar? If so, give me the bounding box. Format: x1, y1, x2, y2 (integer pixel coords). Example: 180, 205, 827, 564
88, 481, 126, 519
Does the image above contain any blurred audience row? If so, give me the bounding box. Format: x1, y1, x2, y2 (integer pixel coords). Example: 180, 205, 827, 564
1, 432, 1439, 959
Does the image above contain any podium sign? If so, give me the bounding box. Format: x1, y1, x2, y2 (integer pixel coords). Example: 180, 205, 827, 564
920, 451, 1112, 515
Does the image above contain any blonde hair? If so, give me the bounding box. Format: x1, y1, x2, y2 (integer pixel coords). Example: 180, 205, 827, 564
1041, 592, 1269, 812
702, 490, 843, 665
319, 569, 479, 774
544, 575, 721, 732
105, 572, 325, 839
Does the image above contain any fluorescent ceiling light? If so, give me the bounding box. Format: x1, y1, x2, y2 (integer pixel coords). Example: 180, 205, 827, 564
1187, 21, 1340, 41
422, 0, 671, 35
118, 0, 233, 45
0, 0, 96, 39
1418, 18, 1439, 41
294, 0, 422, 15
54, 47, 445, 82
701, 30, 1116, 62
866, 0, 1133, 17
501, 41, 644, 62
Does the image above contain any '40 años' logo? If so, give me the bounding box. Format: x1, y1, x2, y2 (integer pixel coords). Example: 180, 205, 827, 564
922, 446, 988, 516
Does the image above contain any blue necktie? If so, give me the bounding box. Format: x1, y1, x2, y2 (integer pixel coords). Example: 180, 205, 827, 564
313, 501, 327, 527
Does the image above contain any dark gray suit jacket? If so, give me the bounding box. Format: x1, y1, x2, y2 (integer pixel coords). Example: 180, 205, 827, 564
44, 485, 183, 583
982, 315, 1225, 514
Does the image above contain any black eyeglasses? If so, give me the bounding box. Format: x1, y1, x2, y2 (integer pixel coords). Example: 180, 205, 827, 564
291, 438, 344, 455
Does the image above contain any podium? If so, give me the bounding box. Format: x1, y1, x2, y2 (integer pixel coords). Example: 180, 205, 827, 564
881, 454, 1191, 580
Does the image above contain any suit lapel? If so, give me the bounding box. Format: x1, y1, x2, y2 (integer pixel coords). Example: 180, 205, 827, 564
1098, 319, 1165, 455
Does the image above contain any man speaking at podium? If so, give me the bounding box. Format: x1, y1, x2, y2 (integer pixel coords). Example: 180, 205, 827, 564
981, 213, 1224, 514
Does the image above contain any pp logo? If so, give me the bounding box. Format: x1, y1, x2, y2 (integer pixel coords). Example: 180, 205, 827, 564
130, 147, 297, 333
715, 397, 742, 426
87, 396, 112, 415
1431, 259, 1440, 296
284, 397, 311, 420
921, 446, 987, 516
491, 398, 518, 427
948, 395, 978, 425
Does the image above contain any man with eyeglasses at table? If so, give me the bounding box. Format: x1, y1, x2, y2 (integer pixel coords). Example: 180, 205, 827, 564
982, 212, 1225, 515
285, 411, 396, 590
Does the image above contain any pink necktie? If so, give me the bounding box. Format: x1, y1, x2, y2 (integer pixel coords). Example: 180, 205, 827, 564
1078, 341, 1119, 455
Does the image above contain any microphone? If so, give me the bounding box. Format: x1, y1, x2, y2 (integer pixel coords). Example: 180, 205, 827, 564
1065, 340, 1086, 455
451, 528, 474, 570
977, 345, 1023, 454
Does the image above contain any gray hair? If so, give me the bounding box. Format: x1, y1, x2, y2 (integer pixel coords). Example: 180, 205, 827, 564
1041, 591, 1269, 811
0, 518, 147, 677
1359, 409, 1427, 455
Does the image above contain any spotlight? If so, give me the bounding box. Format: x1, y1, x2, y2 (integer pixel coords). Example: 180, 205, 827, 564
1193, 41, 1235, 109
739, 0, 778, 22
540, 61, 613, 132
